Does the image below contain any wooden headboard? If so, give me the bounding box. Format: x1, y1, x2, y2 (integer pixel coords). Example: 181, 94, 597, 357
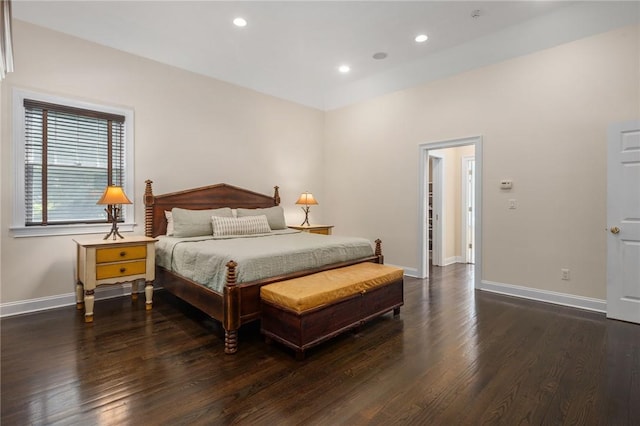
143, 180, 281, 237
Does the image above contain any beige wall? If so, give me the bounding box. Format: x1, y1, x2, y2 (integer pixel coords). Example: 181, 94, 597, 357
0, 21, 325, 303
2, 21, 638, 309
325, 25, 640, 300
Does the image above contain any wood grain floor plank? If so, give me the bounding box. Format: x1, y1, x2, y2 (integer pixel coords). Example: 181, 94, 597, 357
2, 264, 638, 425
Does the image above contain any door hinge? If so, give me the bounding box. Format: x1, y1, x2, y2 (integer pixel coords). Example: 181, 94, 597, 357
468, 243, 473, 249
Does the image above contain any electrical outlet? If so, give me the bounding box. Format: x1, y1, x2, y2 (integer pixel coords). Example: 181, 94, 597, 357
508, 199, 517, 209
561, 268, 570, 281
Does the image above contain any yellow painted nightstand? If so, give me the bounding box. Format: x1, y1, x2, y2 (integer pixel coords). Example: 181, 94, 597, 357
288, 225, 334, 235
73, 235, 157, 323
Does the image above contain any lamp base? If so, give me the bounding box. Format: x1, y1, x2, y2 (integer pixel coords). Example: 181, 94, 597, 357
103, 222, 124, 240
103, 206, 125, 240
300, 206, 311, 226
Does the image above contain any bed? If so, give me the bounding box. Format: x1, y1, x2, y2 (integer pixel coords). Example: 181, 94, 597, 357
143, 180, 384, 354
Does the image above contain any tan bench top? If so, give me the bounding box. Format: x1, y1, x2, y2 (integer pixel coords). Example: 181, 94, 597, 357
260, 262, 404, 313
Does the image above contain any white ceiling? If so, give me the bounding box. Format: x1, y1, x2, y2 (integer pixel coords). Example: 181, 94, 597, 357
12, 1, 640, 110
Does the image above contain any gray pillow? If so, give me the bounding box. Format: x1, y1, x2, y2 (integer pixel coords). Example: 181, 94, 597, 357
172, 207, 233, 237
237, 206, 286, 230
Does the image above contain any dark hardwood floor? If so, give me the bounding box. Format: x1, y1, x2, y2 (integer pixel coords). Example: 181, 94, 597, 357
2, 264, 639, 425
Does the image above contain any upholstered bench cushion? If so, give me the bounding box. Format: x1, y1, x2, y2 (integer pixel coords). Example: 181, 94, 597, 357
260, 262, 404, 314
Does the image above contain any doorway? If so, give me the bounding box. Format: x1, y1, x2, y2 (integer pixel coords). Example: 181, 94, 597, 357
418, 136, 482, 289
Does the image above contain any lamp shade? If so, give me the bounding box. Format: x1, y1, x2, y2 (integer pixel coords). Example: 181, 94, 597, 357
295, 192, 318, 206
97, 185, 132, 205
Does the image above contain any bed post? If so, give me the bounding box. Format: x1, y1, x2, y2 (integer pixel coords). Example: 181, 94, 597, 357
375, 239, 384, 264
273, 186, 280, 206
144, 180, 154, 237
223, 260, 239, 354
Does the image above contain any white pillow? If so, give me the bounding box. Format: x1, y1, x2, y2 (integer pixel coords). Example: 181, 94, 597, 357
212, 215, 271, 237
165, 211, 174, 236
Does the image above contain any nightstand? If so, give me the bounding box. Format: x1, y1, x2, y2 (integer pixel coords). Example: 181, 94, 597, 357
288, 225, 334, 235
74, 235, 157, 323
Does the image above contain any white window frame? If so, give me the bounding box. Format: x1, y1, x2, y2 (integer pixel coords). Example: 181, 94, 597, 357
11, 88, 135, 237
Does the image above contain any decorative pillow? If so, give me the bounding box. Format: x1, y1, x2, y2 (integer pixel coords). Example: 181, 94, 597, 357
212, 215, 271, 237
172, 207, 233, 237
237, 206, 286, 230
165, 211, 174, 236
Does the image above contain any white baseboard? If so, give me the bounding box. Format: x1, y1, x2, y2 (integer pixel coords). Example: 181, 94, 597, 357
479, 280, 606, 313
385, 263, 417, 277
1, 283, 136, 318
443, 256, 463, 266
2, 275, 606, 318
401, 266, 418, 277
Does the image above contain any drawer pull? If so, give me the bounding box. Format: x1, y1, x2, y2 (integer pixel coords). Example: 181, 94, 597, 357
120, 251, 126, 257
120, 267, 126, 273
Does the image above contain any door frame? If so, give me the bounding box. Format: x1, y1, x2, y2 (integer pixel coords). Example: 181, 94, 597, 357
418, 135, 482, 288
461, 155, 475, 264
429, 154, 444, 267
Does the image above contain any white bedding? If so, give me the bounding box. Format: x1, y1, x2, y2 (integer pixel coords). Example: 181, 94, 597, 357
155, 230, 375, 292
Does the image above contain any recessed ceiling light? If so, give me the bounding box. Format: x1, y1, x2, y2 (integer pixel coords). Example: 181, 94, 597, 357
415, 34, 428, 43
338, 65, 350, 74
233, 17, 247, 27
372, 52, 388, 60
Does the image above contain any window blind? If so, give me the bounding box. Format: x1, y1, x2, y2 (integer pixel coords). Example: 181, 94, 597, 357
23, 99, 126, 226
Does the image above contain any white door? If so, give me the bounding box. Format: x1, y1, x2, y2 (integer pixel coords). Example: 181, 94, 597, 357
607, 121, 640, 324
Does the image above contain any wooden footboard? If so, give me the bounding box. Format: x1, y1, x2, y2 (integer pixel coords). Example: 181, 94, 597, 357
144, 180, 384, 354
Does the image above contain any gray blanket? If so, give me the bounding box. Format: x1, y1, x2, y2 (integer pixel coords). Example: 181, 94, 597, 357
155, 230, 374, 292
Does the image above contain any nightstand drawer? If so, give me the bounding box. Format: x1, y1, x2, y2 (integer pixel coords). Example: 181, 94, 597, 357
96, 261, 146, 280
96, 245, 147, 263
309, 228, 330, 235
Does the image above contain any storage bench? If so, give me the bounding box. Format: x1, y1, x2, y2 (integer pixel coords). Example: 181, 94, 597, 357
260, 262, 404, 359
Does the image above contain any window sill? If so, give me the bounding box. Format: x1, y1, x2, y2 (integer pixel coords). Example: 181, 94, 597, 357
10, 223, 137, 238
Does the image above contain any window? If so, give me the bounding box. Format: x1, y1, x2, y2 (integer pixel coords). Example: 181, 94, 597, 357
12, 89, 134, 237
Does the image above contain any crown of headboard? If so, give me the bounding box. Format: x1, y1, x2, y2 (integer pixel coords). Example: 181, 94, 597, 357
144, 180, 280, 237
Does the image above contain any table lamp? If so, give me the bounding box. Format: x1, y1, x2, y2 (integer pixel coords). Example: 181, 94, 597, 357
97, 185, 132, 240
295, 192, 318, 226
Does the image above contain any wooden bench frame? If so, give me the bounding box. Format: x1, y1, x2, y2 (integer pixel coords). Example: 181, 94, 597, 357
261, 276, 403, 360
